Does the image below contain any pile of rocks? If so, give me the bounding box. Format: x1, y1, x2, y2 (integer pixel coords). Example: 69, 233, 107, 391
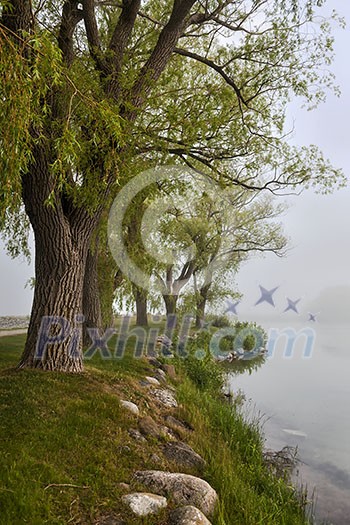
116, 360, 218, 524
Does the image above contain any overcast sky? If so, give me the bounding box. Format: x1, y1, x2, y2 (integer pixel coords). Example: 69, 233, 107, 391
0, 0, 349, 320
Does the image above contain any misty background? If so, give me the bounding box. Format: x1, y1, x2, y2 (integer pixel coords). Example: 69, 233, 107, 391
1, 0, 349, 325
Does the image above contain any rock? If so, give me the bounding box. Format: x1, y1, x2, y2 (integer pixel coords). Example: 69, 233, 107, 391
165, 415, 194, 432
169, 505, 212, 525
128, 428, 147, 442
150, 388, 178, 408
145, 376, 161, 386
157, 334, 173, 348
122, 492, 167, 516
146, 357, 162, 367
117, 482, 130, 492
155, 368, 167, 383
133, 471, 218, 516
139, 416, 167, 439
157, 368, 167, 379
120, 400, 139, 416
160, 364, 177, 380
163, 442, 206, 471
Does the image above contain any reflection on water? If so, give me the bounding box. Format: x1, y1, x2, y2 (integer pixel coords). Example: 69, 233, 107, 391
228, 323, 350, 525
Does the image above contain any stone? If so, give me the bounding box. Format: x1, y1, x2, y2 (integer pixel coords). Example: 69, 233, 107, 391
169, 505, 212, 525
165, 415, 194, 432
163, 442, 206, 471
154, 368, 167, 383
117, 483, 130, 492
122, 492, 167, 516
128, 428, 147, 442
145, 376, 161, 386
120, 400, 139, 416
150, 388, 178, 408
160, 363, 177, 380
133, 471, 218, 516
146, 357, 162, 368
138, 416, 167, 439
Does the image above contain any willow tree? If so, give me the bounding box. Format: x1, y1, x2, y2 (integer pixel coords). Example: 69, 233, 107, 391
0, 0, 343, 372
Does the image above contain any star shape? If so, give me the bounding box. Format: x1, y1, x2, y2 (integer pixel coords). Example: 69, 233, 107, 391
224, 299, 240, 315
284, 297, 301, 314
308, 312, 317, 322
255, 285, 279, 307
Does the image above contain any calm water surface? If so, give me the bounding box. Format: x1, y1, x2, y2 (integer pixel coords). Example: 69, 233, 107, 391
228, 323, 350, 525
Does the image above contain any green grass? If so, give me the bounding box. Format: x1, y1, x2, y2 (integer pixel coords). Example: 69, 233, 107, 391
0, 335, 169, 524
0, 333, 311, 524
176, 380, 309, 525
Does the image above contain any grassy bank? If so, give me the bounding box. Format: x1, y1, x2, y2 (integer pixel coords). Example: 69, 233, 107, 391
0, 333, 310, 524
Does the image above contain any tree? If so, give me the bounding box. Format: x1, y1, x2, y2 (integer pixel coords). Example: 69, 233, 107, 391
147, 179, 286, 323
0, 0, 344, 371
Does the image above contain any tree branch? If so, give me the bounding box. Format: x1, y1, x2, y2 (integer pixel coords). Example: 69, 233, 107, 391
174, 47, 248, 107
82, 0, 107, 72
58, 0, 84, 66
126, 0, 197, 117
107, 0, 141, 94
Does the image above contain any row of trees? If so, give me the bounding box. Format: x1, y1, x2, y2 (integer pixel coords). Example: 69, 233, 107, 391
0, 0, 344, 372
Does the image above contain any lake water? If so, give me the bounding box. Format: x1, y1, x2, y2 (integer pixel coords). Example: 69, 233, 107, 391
227, 322, 350, 525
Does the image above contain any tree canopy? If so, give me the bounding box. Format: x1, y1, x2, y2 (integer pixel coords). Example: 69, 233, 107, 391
0, 0, 345, 371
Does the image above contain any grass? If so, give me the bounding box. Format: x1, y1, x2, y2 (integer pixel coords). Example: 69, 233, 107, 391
0, 332, 311, 524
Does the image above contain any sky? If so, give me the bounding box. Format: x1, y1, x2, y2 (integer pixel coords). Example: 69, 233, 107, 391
0, 0, 349, 320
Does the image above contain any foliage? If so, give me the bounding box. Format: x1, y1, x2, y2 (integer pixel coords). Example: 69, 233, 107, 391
176, 331, 224, 393
206, 314, 232, 328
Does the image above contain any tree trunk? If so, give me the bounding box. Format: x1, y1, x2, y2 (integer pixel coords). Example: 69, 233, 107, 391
163, 294, 178, 316
195, 284, 211, 328
134, 287, 148, 327
18, 144, 99, 372
83, 247, 102, 347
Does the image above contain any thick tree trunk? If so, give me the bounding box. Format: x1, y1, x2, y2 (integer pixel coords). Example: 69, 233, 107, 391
18, 144, 98, 372
195, 284, 210, 328
133, 286, 148, 327
163, 294, 178, 316
83, 247, 103, 347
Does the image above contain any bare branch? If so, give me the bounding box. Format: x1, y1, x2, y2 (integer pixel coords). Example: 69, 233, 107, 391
174, 47, 248, 107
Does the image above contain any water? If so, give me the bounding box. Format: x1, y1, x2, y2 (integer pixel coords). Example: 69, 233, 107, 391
228, 323, 350, 525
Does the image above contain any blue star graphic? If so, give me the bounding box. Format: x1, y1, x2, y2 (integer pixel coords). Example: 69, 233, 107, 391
224, 299, 240, 315
284, 297, 301, 314
255, 285, 279, 307
308, 312, 317, 322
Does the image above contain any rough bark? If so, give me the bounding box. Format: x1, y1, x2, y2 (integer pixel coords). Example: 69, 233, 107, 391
133, 286, 148, 327
195, 283, 211, 329
163, 294, 178, 316
83, 247, 103, 347
18, 144, 99, 372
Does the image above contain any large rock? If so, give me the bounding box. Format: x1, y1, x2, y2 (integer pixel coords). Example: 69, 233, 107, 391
165, 415, 194, 432
160, 363, 177, 380
120, 400, 139, 416
122, 492, 167, 516
138, 416, 167, 439
145, 376, 161, 386
169, 505, 212, 525
133, 471, 218, 516
163, 442, 206, 471
150, 388, 178, 408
